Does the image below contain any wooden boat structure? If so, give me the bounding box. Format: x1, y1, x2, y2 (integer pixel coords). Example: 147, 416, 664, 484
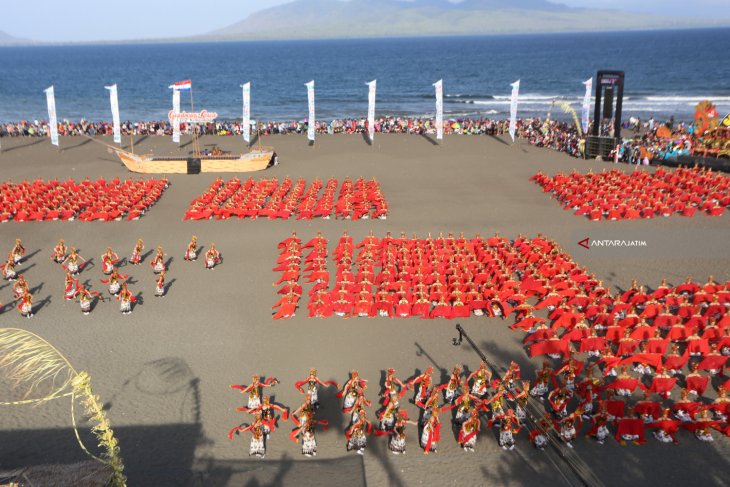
113, 146, 277, 174
98, 80, 277, 174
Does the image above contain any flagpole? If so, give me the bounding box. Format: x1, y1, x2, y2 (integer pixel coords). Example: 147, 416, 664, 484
189, 85, 199, 156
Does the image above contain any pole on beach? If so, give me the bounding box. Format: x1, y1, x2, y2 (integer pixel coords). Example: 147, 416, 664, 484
306, 80, 315, 148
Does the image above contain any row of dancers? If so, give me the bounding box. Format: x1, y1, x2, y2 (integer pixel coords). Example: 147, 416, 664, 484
531, 167, 728, 221
1, 236, 221, 316
184, 176, 388, 221
267, 230, 677, 320
227, 360, 730, 460
0, 177, 168, 222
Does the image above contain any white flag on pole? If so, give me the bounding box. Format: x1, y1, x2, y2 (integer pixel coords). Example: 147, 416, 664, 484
433, 79, 443, 140
105, 84, 122, 144
305, 80, 315, 142
582, 77, 592, 135
45, 86, 59, 147
509, 80, 520, 142
171, 88, 181, 143
242, 82, 251, 145
367, 80, 376, 142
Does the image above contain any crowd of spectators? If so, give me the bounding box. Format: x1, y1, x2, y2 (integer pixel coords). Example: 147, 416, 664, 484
0, 116, 703, 163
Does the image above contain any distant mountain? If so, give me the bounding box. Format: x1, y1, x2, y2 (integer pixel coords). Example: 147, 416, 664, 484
0, 30, 32, 45
208, 0, 727, 41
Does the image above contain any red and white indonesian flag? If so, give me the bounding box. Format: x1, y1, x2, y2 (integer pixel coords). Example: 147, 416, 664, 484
171, 88, 181, 143
434, 79, 443, 140
582, 77, 592, 135
509, 79, 520, 142
367, 79, 376, 142
104, 84, 122, 144
169, 79, 192, 91
306, 80, 315, 142
242, 82, 251, 144
44, 86, 59, 147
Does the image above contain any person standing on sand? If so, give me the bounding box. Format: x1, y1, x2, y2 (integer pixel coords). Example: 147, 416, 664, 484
294, 368, 339, 409
228, 413, 271, 458
1, 254, 17, 281
10, 238, 25, 265
184, 236, 198, 261
346, 409, 372, 455
150, 246, 166, 273
155, 270, 166, 297
62, 247, 86, 275
101, 247, 119, 275
77, 282, 102, 316
205, 243, 221, 269
230, 375, 279, 410
130, 238, 144, 265
17, 290, 33, 318
51, 239, 67, 263
117, 282, 135, 314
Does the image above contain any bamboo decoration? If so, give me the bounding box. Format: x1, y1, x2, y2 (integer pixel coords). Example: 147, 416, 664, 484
0, 328, 126, 486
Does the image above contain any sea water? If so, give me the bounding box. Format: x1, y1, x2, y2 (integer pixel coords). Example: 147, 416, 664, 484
0, 28, 728, 123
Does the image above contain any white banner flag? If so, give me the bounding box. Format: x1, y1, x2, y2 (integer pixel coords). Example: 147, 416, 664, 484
305, 80, 315, 142
171, 88, 181, 143
582, 77, 592, 135
105, 84, 122, 144
242, 82, 251, 144
509, 79, 520, 142
44, 86, 59, 147
433, 79, 443, 140
367, 80, 376, 142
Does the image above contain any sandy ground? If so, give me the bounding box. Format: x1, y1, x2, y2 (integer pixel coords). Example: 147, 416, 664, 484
0, 133, 729, 486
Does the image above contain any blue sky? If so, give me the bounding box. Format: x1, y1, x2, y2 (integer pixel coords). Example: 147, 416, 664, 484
1, 0, 725, 42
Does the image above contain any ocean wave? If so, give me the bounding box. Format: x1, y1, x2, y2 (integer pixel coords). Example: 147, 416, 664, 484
444, 94, 495, 99
643, 95, 730, 102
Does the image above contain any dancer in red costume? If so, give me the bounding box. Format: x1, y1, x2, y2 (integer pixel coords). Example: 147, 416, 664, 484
150, 246, 166, 273
130, 239, 144, 265
346, 409, 373, 455
100, 268, 129, 296
337, 370, 368, 412
184, 236, 198, 261
62, 247, 86, 275
228, 413, 271, 458
154, 271, 166, 297
101, 247, 119, 275
10, 238, 25, 265
294, 368, 338, 409
76, 282, 103, 315
16, 290, 33, 318
50, 239, 67, 263
205, 243, 221, 269
117, 282, 136, 314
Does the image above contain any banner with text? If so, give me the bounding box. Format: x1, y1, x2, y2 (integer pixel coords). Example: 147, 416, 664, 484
171, 88, 181, 144
509, 80, 520, 142
582, 77, 592, 135
367, 80, 376, 142
242, 82, 251, 144
105, 84, 122, 144
434, 79, 443, 140
306, 80, 315, 142
44, 86, 59, 147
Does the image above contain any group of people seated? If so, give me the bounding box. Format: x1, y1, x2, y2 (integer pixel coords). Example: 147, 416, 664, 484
272, 231, 591, 320
0, 177, 168, 222
532, 166, 729, 220
184, 177, 388, 221
272, 231, 730, 449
